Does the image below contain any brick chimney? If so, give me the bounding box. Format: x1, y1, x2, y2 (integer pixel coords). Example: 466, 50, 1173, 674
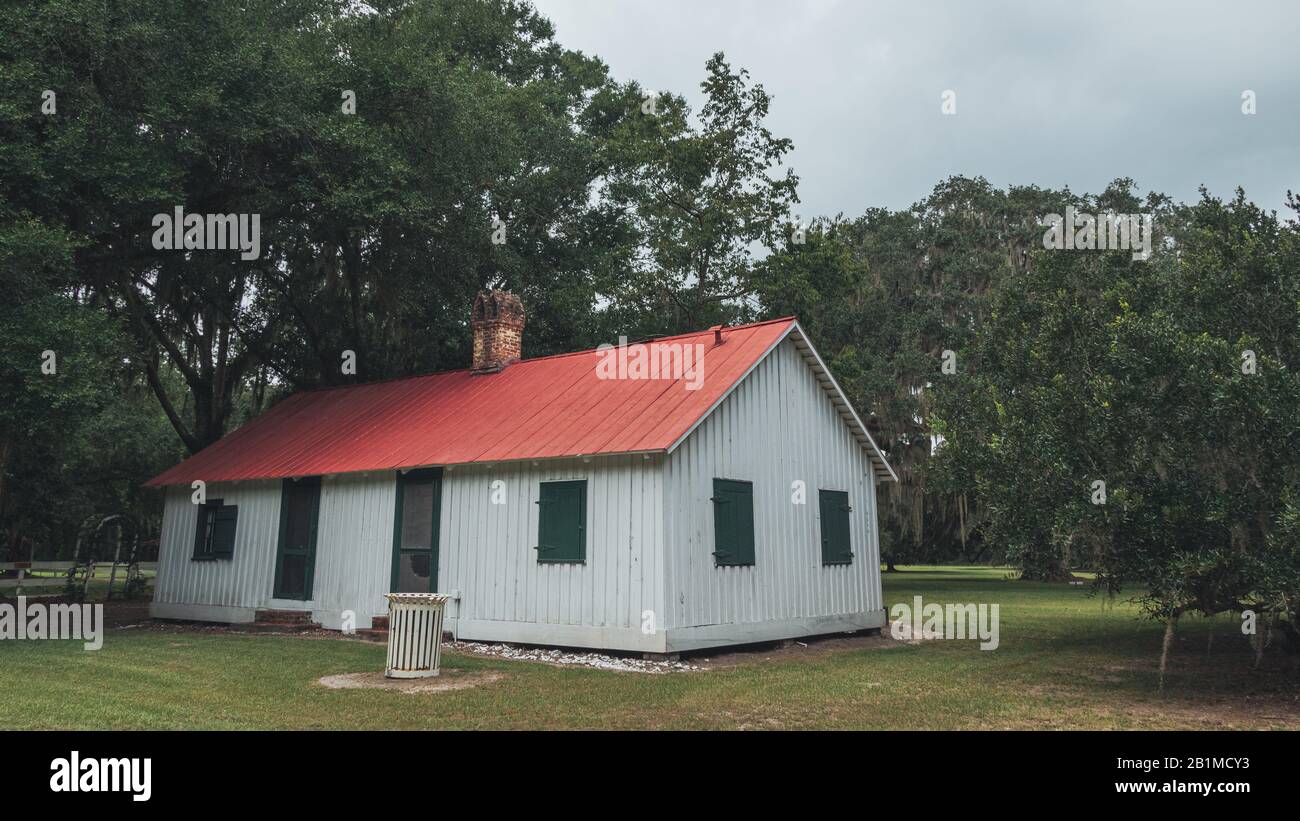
470, 289, 525, 374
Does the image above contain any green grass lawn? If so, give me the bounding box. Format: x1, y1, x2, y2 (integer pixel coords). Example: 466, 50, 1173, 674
0, 566, 1295, 730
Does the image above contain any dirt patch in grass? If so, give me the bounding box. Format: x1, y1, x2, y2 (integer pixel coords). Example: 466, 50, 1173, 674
1015, 657, 1300, 730
1113, 697, 1300, 729
317, 670, 505, 694
1052, 684, 1300, 729
99, 600, 152, 627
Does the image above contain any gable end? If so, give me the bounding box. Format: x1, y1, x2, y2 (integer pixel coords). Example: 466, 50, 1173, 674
666, 322, 897, 482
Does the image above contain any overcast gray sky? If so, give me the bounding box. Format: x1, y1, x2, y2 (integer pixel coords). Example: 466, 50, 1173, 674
533, 0, 1298, 218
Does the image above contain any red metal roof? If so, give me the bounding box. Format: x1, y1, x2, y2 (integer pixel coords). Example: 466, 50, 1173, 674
147, 318, 810, 486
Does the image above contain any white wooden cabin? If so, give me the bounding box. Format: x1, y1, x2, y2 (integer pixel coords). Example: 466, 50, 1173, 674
148, 293, 896, 654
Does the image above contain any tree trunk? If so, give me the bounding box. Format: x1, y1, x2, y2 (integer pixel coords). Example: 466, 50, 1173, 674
1252, 615, 1273, 669
1159, 614, 1177, 693
5, 523, 21, 564
0, 433, 10, 524
1280, 609, 1300, 654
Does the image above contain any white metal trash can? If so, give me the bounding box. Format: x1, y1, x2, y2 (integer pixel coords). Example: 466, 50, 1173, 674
383, 593, 453, 678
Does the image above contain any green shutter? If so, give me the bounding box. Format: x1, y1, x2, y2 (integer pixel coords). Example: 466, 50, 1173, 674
712, 479, 755, 566
192, 504, 211, 559
537, 480, 586, 563
819, 489, 853, 564
211, 505, 239, 558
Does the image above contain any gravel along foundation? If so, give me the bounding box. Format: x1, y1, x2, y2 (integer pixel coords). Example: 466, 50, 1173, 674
445, 641, 704, 674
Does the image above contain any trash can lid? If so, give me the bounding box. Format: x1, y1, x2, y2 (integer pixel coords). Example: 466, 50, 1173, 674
384, 593, 453, 605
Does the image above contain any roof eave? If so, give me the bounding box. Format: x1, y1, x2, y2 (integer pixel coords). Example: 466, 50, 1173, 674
145, 448, 673, 487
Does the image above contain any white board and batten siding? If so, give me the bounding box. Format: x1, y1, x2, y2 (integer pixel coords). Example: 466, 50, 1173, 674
661, 337, 885, 651
154, 481, 280, 624
153, 458, 668, 648
309, 473, 397, 629
152, 474, 396, 628
440, 456, 664, 651
152, 333, 886, 653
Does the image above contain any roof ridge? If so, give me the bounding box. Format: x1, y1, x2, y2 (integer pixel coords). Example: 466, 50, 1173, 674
295, 317, 798, 395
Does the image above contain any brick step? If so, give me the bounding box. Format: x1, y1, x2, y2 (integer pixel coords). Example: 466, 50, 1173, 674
239, 622, 315, 634
370, 616, 389, 630
250, 609, 315, 631
254, 609, 313, 623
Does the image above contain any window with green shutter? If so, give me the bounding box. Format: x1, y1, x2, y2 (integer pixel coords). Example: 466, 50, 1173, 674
818, 489, 853, 565
711, 478, 755, 567
536, 480, 586, 563
192, 500, 238, 561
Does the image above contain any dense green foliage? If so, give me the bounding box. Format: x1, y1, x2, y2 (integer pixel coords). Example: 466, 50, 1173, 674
929, 187, 1300, 645
756, 178, 1067, 567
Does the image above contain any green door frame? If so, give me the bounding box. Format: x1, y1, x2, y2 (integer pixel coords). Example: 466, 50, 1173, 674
273, 476, 321, 600
390, 468, 442, 593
